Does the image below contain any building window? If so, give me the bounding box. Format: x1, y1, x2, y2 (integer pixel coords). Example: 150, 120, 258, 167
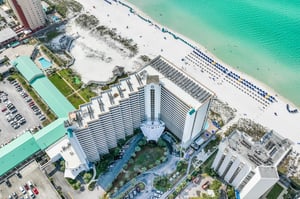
150, 89, 155, 121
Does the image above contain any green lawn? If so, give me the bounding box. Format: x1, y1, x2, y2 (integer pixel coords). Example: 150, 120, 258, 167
49, 73, 73, 96
67, 93, 85, 108
58, 69, 82, 90
133, 144, 165, 170
78, 87, 97, 102
266, 183, 284, 199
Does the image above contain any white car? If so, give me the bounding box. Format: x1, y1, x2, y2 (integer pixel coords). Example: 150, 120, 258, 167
19, 186, 26, 194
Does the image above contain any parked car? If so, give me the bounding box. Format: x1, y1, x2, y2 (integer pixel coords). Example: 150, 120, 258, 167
24, 183, 30, 191
15, 171, 22, 178
32, 187, 39, 195
28, 189, 35, 198
5, 179, 11, 187
202, 181, 210, 190
19, 186, 26, 194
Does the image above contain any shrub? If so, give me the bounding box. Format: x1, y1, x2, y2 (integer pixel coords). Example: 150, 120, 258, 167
153, 176, 171, 192
88, 181, 96, 191
135, 146, 141, 152
83, 172, 92, 184
157, 138, 166, 147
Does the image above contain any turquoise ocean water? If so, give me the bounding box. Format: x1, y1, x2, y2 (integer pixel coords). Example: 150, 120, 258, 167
126, 0, 300, 106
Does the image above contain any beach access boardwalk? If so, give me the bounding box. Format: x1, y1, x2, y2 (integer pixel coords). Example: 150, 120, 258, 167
0, 56, 74, 179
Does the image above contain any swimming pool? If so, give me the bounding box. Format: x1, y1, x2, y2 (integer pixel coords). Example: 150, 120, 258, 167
38, 57, 52, 69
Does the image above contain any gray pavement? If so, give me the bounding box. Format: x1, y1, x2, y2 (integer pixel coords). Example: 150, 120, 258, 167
0, 79, 42, 146
0, 161, 59, 199
44, 162, 104, 199
97, 133, 144, 190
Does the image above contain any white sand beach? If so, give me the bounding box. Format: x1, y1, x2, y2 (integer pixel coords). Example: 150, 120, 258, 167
69, 0, 300, 152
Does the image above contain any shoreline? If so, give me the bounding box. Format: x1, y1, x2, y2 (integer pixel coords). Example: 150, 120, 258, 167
119, 0, 296, 108
71, 0, 300, 152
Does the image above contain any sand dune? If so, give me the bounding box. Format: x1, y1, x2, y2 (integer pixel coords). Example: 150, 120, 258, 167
69, 0, 300, 152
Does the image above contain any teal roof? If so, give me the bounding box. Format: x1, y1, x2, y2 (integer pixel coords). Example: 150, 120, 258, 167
31, 77, 74, 118
34, 118, 67, 150
0, 132, 40, 176
0, 56, 75, 177
13, 55, 74, 118
189, 108, 196, 115
12, 56, 44, 84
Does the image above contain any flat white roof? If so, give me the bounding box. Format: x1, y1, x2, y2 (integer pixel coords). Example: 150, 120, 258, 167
46, 137, 84, 169
258, 166, 279, 179
224, 130, 292, 168
70, 56, 214, 127
0, 28, 17, 43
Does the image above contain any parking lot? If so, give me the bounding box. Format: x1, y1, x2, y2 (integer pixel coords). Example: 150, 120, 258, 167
0, 79, 44, 146
0, 161, 59, 199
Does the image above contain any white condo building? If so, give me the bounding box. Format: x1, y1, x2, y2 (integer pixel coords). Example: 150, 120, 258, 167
8, 0, 46, 30
66, 56, 214, 162
212, 130, 292, 199
46, 130, 90, 179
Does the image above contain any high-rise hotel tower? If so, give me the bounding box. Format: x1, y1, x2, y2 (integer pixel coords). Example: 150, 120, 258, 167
8, 0, 46, 30
66, 56, 214, 162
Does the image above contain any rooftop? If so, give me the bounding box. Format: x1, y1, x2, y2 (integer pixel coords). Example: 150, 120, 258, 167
31, 77, 74, 118
223, 130, 292, 168
0, 27, 17, 44
46, 136, 87, 179
146, 75, 159, 84
69, 56, 214, 128
33, 118, 69, 150
13, 56, 75, 118
0, 132, 40, 176
258, 166, 279, 179
12, 56, 44, 84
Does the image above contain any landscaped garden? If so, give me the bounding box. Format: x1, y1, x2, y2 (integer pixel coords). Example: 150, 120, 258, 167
44, 0, 82, 18
154, 176, 171, 192
266, 183, 284, 199
40, 45, 67, 67
49, 73, 73, 96
48, 68, 97, 106
78, 86, 97, 101
110, 138, 168, 194
67, 93, 85, 108
58, 69, 82, 90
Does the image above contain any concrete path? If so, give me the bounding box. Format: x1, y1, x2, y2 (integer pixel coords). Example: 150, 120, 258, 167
56, 71, 87, 103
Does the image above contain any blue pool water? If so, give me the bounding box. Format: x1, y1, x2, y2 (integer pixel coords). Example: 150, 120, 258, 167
51, 16, 60, 23
39, 57, 52, 69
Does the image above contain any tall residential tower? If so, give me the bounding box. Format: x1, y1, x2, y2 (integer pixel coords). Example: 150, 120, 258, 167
66, 56, 214, 162
212, 130, 292, 199
8, 0, 46, 30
